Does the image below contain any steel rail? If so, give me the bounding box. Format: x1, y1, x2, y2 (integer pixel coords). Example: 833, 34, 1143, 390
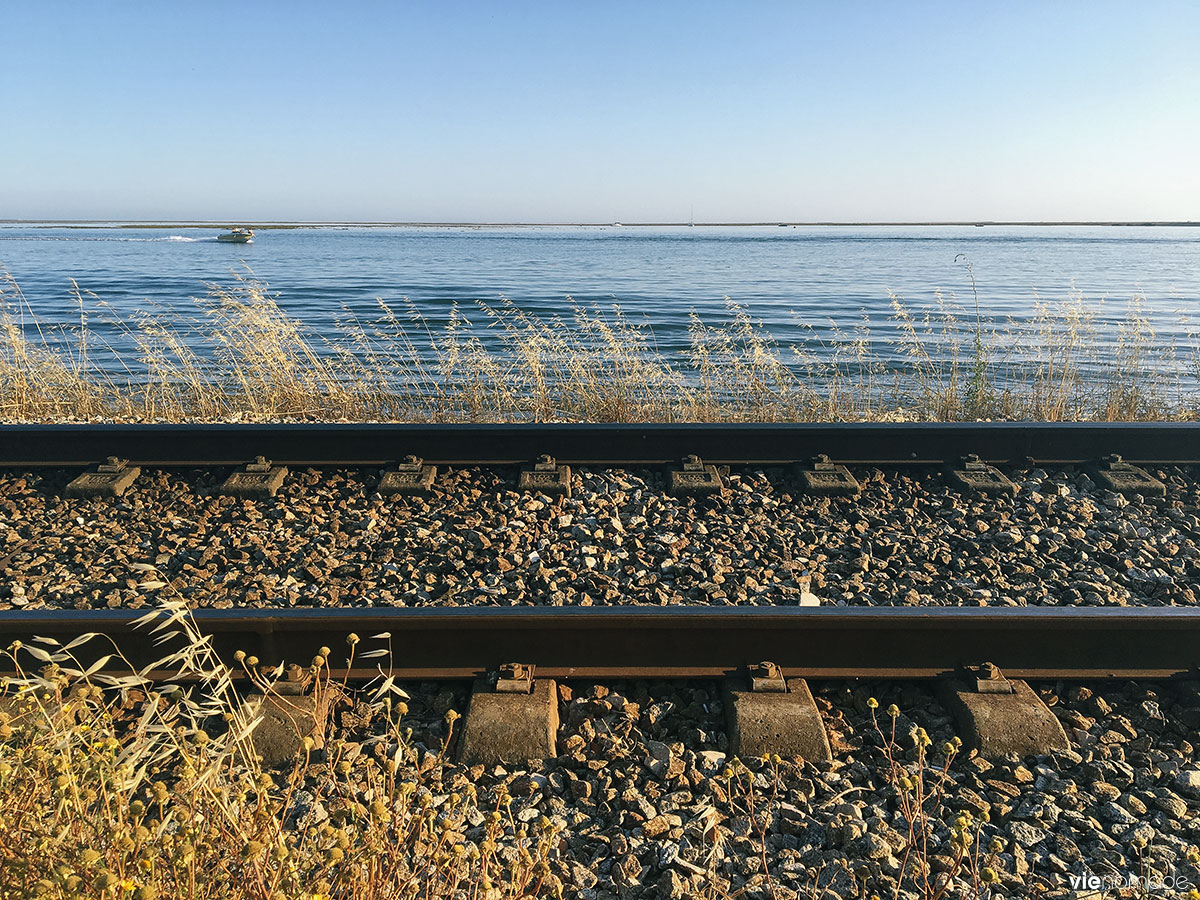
1, 422, 1199, 467
2, 607, 1196, 681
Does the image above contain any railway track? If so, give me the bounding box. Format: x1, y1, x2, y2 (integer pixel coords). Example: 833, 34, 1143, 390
3, 421, 1200, 466
2, 422, 1199, 762
4, 606, 1198, 681
5, 602, 1199, 764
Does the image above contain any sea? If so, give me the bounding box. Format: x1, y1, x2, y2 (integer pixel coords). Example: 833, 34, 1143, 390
1, 222, 1197, 379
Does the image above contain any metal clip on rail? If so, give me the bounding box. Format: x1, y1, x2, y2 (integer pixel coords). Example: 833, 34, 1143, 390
968, 661, 1013, 694
749, 660, 787, 693
494, 661, 535, 693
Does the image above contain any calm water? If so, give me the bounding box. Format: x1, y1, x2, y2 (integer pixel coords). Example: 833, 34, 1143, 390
1, 222, 1197, 374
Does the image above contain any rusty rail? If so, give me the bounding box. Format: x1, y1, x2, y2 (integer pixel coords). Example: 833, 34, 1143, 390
1, 422, 1199, 466
2, 606, 1196, 681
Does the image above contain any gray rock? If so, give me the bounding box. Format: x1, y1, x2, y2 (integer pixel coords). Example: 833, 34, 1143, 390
829, 813, 867, 847
568, 861, 598, 890
1098, 801, 1137, 826
1151, 793, 1188, 819
1118, 823, 1156, 847
696, 750, 726, 775
854, 833, 892, 860
644, 740, 672, 778
1174, 769, 1200, 799
1007, 821, 1048, 848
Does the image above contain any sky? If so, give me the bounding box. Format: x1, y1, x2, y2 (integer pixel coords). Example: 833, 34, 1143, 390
1, 1, 1198, 223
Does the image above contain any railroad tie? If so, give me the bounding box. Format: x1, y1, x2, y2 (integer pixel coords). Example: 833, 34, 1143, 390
242, 665, 319, 767
1092, 454, 1166, 497
219, 456, 288, 497
938, 662, 1069, 758
518, 455, 571, 497
458, 663, 559, 765
377, 455, 437, 495
945, 454, 1017, 496
724, 662, 833, 763
63, 457, 140, 497
794, 454, 860, 496
668, 455, 725, 497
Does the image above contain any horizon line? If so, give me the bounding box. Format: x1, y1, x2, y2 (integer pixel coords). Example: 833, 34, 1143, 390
3, 218, 1199, 229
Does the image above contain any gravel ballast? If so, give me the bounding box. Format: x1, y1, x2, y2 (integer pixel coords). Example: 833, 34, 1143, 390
5, 461, 1200, 897
313, 676, 1200, 899
2, 465, 1198, 611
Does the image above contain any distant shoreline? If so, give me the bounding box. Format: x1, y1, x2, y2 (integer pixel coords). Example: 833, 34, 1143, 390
2, 219, 1199, 229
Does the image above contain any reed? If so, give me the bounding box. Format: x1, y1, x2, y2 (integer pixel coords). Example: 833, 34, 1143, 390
0, 270, 1193, 424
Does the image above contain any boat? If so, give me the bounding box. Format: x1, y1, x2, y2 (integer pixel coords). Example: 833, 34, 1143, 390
217, 228, 254, 243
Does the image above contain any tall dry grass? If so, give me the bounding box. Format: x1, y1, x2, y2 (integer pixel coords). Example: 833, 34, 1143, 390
1, 269, 1194, 424
0, 592, 562, 900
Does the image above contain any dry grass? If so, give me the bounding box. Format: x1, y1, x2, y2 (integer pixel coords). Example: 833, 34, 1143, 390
0, 595, 564, 900
865, 700, 995, 900
0, 594, 1008, 900
0, 269, 1195, 424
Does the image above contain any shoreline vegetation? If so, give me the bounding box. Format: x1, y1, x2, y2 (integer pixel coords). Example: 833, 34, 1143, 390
1, 270, 1197, 425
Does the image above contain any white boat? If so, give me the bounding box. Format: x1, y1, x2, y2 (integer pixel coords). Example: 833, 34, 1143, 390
217, 228, 254, 243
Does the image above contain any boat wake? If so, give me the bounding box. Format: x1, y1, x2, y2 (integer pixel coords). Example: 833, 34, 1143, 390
0, 235, 201, 242
114, 235, 201, 242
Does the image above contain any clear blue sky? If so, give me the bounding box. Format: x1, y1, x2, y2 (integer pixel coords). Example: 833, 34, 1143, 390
2, 1, 1197, 222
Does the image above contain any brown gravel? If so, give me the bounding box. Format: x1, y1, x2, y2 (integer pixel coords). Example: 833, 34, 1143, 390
3, 464, 1199, 610
317, 676, 1200, 899
5, 459, 1200, 896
